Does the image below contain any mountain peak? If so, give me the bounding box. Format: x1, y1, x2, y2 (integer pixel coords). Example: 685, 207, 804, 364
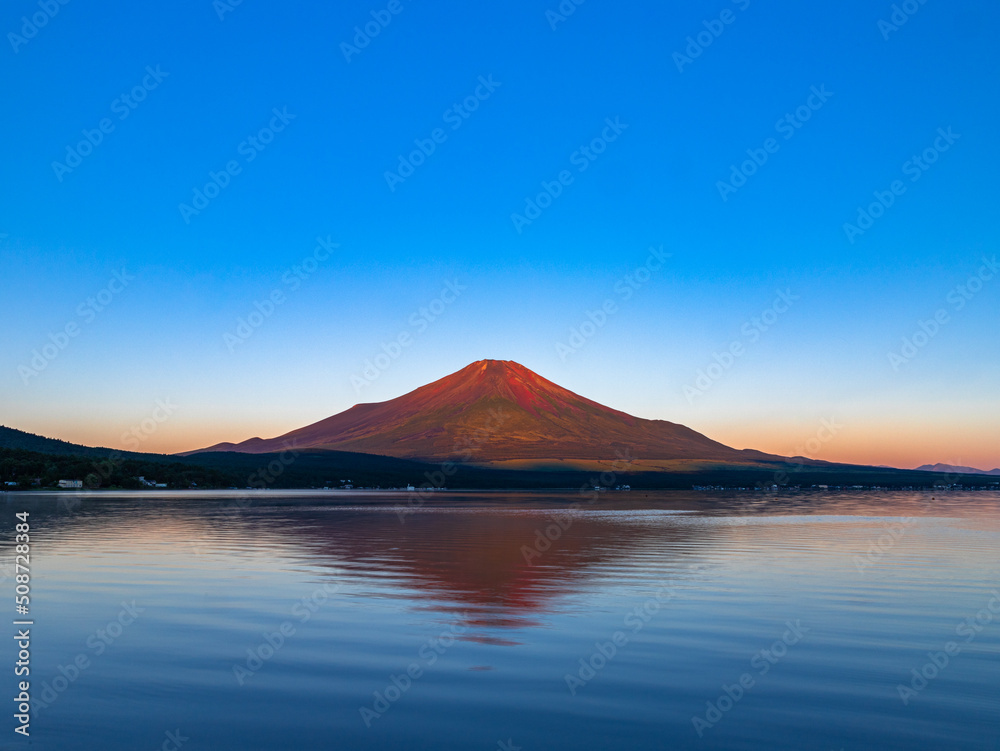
466, 359, 530, 378
182, 360, 780, 467
466, 359, 522, 377
431, 360, 594, 418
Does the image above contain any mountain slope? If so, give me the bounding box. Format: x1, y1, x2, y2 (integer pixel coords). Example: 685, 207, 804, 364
182, 360, 788, 465
915, 463, 1000, 476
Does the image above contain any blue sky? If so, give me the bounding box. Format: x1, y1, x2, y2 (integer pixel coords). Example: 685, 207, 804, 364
1, 0, 998, 467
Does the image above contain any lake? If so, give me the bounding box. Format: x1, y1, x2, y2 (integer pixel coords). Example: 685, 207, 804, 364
4, 490, 999, 750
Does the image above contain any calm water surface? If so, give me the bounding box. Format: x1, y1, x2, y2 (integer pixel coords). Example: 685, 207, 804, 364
3, 490, 999, 750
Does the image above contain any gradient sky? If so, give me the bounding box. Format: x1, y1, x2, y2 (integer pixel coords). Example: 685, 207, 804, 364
1, 0, 998, 468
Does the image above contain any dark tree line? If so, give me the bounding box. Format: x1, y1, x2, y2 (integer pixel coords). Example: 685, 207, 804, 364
0, 448, 241, 489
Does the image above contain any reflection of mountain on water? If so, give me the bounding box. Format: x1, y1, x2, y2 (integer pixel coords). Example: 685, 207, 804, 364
256, 506, 702, 633
298, 511, 610, 630
18, 491, 991, 648
19, 494, 707, 635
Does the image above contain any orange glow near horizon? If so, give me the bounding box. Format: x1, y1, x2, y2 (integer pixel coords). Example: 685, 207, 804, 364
704, 417, 1000, 472
14, 409, 1000, 472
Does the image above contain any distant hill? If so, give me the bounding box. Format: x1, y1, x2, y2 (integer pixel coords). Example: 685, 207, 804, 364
0, 425, 120, 457
915, 463, 1000, 476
